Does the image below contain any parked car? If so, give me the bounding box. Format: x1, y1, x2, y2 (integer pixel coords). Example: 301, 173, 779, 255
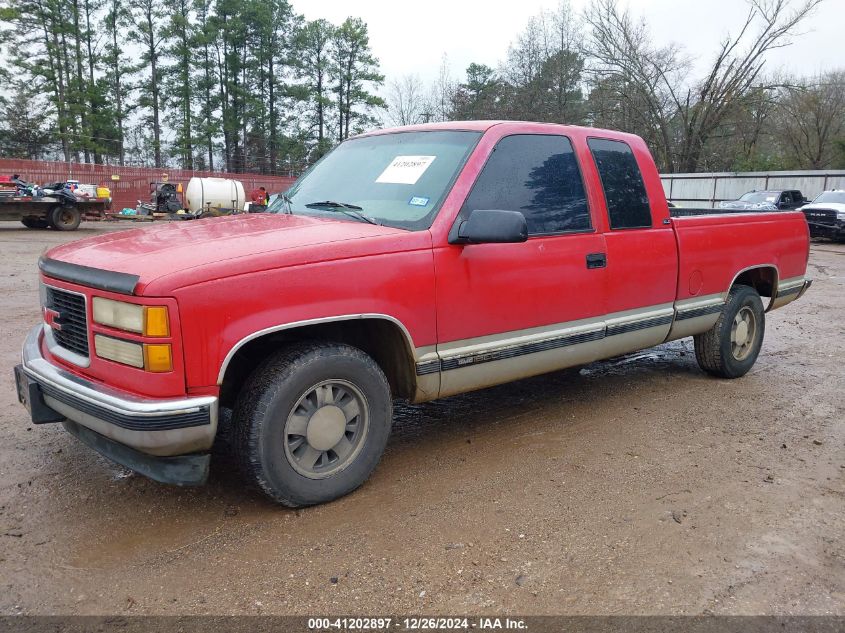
15, 121, 812, 507
719, 189, 807, 211
799, 190, 845, 241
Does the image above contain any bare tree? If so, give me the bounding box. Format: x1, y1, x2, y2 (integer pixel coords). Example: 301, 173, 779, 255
584, 0, 824, 172
386, 74, 428, 126
775, 71, 845, 168
428, 54, 457, 122
499, 1, 585, 123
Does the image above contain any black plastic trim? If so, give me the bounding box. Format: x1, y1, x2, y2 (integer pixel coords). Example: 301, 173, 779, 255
415, 360, 441, 376
675, 303, 724, 321
586, 252, 607, 269
605, 314, 674, 337
14, 365, 65, 424
63, 420, 209, 486
414, 312, 681, 375
38, 380, 211, 431
39, 257, 139, 295
437, 328, 605, 372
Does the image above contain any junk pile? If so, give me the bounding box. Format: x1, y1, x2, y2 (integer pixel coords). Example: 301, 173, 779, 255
112, 181, 187, 221
1, 175, 109, 206
111, 177, 247, 222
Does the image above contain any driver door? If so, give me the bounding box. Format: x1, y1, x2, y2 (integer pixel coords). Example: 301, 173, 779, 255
432, 133, 608, 397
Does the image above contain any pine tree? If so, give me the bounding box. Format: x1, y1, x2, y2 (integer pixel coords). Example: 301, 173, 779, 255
103, 0, 138, 165
132, 0, 168, 167
166, 0, 195, 169
330, 17, 385, 142
295, 19, 335, 157
193, 0, 220, 170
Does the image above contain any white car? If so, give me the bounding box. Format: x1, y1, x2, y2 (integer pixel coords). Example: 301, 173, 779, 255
800, 190, 845, 241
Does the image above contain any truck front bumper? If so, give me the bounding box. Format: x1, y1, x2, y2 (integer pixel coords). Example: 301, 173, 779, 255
807, 219, 845, 240
15, 325, 217, 485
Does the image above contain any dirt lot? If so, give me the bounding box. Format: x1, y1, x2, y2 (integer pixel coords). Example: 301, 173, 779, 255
0, 221, 842, 616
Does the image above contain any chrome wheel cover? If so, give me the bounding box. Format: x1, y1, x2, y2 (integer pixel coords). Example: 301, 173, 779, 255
731, 306, 757, 361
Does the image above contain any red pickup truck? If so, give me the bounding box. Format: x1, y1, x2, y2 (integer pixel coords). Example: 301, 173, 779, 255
15, 121, 812, 506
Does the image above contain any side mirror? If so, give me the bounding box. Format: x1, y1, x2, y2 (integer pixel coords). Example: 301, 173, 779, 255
450, 209, 528, 245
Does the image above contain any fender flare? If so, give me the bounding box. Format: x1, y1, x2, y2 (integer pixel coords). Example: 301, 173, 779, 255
216, 313, 417, 385
727, 263, 780, 312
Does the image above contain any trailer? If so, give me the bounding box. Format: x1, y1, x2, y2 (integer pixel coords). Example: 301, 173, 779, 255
0, 196, 109, 231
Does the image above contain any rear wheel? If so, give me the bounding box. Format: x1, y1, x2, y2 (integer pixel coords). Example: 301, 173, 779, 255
50, 205, 81, 231
694, 285, 765, 378
233, 342, 392, 506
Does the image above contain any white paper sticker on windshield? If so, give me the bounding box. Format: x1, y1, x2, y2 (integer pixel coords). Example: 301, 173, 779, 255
376, 155, 436, 185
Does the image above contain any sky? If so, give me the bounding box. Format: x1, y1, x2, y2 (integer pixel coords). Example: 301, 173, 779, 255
299, 0, 844, 87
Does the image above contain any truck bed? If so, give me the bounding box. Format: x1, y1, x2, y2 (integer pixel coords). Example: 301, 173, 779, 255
0, 197, 109, 222
670, 210, 810, 304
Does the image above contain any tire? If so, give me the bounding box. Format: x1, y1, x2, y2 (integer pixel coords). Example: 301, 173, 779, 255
21, 216, 51, 229
694, 284, 765, 378
49, 205, 81, 231
233, 342, 392, 507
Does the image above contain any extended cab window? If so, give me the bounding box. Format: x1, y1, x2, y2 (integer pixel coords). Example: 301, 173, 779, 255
588, 138, 652, 229
462, 134, 591, 235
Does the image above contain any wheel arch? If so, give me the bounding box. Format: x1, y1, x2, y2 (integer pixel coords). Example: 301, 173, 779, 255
729, 264, 779, 311
217, 314, 419, 408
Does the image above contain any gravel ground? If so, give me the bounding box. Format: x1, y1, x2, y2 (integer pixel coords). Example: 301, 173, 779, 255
0, 221, 842, 616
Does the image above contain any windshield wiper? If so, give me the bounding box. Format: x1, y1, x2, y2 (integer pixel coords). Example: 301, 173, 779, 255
304, 200, 380, 225
281, 193, 293, 214
305, 200, 364, 210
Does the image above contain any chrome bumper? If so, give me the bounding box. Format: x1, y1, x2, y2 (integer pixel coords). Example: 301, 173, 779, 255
19, 325, 218, 457
797, 278, 813, 299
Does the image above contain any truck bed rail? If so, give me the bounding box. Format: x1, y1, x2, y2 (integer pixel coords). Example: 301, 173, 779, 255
669, 207, 795, 218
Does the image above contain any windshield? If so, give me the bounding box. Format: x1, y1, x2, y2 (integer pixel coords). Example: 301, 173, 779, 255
739, 191, 778, 203
273, 130, 482, 230
812, 191, 845, 204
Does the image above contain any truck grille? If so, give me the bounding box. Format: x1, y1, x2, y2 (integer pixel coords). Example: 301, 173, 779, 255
802, 208, 837, 224
45, 286, 89, 357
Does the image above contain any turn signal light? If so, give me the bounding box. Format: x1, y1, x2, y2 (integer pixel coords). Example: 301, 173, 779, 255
144, 306, 170, 337
144, 344, 173, 373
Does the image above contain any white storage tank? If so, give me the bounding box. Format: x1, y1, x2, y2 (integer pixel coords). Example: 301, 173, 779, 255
185, 177, 246, 213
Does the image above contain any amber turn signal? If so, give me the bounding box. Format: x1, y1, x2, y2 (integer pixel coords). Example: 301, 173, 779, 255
143, 344, 172, 373
144, 306, 170, 337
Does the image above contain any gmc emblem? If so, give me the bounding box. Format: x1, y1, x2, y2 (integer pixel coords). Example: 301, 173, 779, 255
43, 307, 63, 331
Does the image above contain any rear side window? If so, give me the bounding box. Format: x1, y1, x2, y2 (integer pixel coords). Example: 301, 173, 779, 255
588, 138, 652, 229
462, 134, 591, 235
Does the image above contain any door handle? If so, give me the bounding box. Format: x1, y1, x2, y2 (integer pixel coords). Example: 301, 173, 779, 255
586, 253, 607, 269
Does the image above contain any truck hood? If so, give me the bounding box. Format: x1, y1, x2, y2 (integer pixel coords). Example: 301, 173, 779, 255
44, 214, 410, 295
800, 202, 845, 213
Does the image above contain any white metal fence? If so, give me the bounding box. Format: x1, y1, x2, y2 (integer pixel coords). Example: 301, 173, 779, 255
660, 170, 845, 208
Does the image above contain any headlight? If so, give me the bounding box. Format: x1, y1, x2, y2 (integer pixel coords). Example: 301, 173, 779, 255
94, 335, 173, 372
94, 335, 144, 368
92, 298, 169, 337
837, 210, 845, 221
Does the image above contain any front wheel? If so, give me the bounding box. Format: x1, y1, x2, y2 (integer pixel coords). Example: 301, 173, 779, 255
694, 284, 765, 378
233, 342, 392, 506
